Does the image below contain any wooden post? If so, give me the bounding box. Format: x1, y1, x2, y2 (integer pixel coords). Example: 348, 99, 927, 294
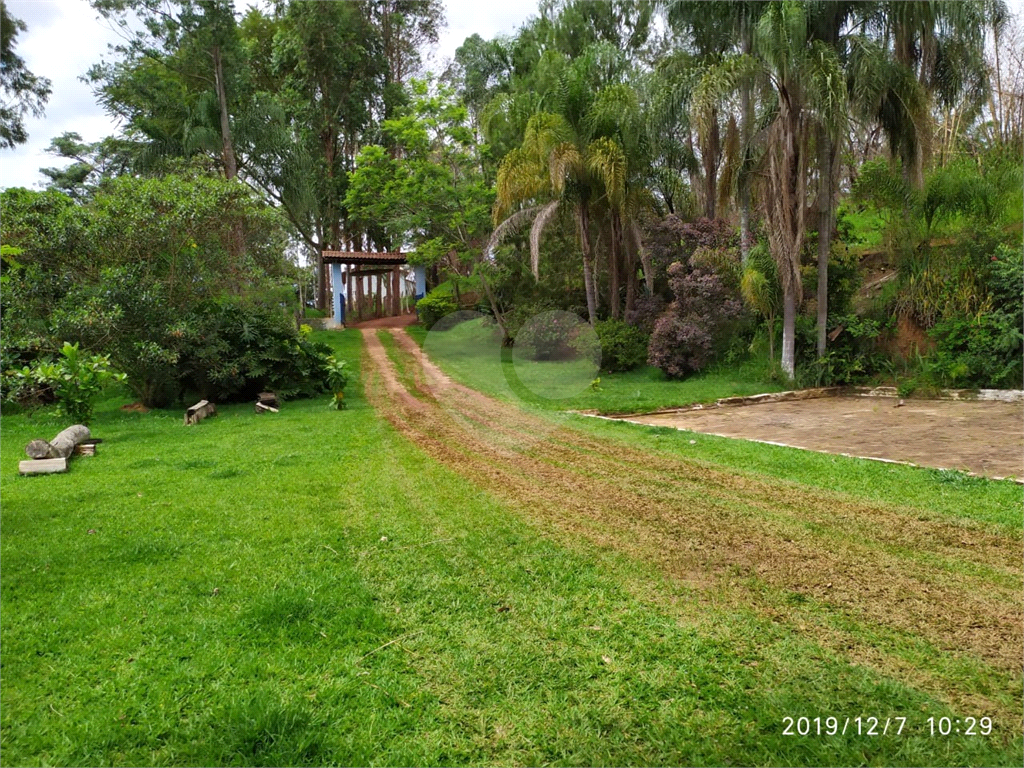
391, 266, 401, 316
375, 275, 383, 318
356, 272, 364, 322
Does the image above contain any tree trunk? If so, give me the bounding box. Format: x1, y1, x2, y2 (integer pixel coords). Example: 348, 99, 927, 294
702, 107, 719, 219
356, 272, 364, 322
816, 127, 832, 358
739, 16, 753, 265
579, 205, 598, 326
608, 212, 622, 320
391, 266, 401, 316
631, 221, 653, 294
480, 272, 509, 340
346, 266, 352, 317
184, 400, 217, 426
624, 227, 637, 318
212, 45, 237, 181
212, 44, 246, 283
781, 288, 797, 380
25, 425, 90, 459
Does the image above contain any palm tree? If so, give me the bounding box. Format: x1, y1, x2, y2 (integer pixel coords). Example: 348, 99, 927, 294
867, 0, 1002, 189
663, 0, 767, 252
491, 110, 627, 326
806, 0, 870, 358
696, 1, 847, 379
487, 43, 641, 326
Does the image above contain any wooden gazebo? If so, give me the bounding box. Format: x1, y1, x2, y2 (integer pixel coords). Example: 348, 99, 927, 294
322, 251, 425, 326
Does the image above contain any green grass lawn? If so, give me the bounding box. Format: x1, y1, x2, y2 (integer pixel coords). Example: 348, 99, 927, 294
406, 319, 784, 414
2, 329, 1021, 766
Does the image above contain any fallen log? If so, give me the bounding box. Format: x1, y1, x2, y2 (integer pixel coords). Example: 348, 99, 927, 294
19, 458, 68, 475
25, 424, 91, 459
257, 391, 280, 408
255, 402, 279, 415
184, 400, 217, 426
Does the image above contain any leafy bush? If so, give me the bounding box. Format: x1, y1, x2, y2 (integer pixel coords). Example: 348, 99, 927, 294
416, 291, 458, 330
10, 342, 126, 424
928, 313, 1023, 389
51, 267, 182, 407
740, 244, 781, 362
175, 299, 332, 402
679, 218, 735, 251
625, 295, 666, 335
514, 311, 584, 361
325, 357, 351, 410
986, 243, 1023, 329
592, 319, 648, 372
640, 216, 734, 290
648, 263, 742, 378
800, 315, 887, 386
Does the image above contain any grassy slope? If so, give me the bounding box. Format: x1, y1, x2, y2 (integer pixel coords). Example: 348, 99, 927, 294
1, 330, 1020, 766
405, 320, 1019, 526
406, 320, 784, 414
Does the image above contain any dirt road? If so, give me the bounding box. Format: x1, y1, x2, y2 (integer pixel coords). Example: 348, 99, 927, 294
361, 328, 1023, 717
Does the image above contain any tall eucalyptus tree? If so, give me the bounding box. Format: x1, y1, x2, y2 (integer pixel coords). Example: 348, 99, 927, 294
1, 3, 52, 148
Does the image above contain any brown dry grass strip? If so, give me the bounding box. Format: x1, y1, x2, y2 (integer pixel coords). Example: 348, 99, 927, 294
363, 330, 1023, 716
389, 329, 1020, 573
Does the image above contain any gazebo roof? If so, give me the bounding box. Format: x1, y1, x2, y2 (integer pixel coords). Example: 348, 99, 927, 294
322, 251, 406, 266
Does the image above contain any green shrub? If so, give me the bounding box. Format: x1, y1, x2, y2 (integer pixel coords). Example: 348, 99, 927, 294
986, 243, 1023, 329
51, 267, 183, 407
11, 342, 126, 424
797, 314, 888, 386
416, 291, 458, 330
514, 311, 585, 361
928, 313, 1023, 389
593, 319, 649, 373
175, 299, 332, 402
325, 357, 351, 410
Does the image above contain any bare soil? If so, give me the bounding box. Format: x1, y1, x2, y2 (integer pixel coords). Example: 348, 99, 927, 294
625, 396, 1024, 480
361, 329, 1023, 721
348, 312, 418, 330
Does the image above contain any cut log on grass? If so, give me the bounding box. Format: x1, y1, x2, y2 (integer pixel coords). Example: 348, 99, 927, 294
184, 400, 216, 426
19, 458, 69, 475
255, 402, 279, 415
25, 424, 91, 459
257, 392, 280, 408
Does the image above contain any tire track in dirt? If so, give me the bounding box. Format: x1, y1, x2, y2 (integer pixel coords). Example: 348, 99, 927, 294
362, 329, 1023, 715
390, 328, 1020, 575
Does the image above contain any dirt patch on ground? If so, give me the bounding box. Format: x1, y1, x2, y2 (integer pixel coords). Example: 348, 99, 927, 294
360, 328, 1023, 719
622, 397, 1023, 480
348, 312, 418, 330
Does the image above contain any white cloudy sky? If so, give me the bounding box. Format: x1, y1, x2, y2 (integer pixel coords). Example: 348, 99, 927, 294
0, 0, 540, 189
3, 0, 1022, 190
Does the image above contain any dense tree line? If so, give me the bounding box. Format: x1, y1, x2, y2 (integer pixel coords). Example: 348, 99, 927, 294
2, 0, 1021, 398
